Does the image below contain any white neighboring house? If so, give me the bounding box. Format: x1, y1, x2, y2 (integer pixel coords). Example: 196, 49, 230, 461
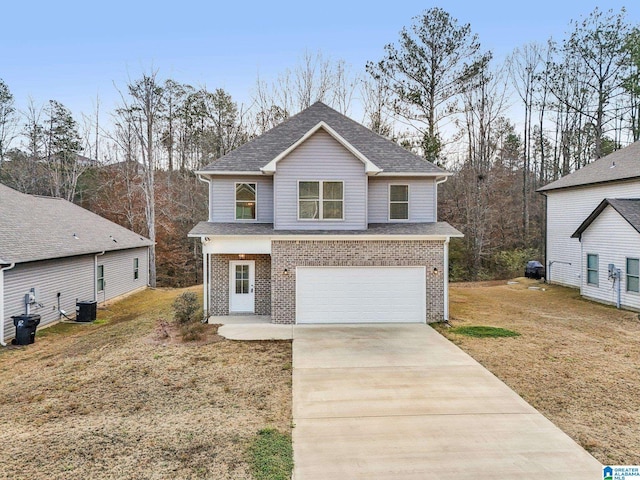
538, 142, 640, 308
571, 199, 640, 310
0, 183, 153, 345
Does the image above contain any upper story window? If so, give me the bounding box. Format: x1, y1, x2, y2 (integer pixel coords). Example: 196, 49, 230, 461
586, 254, 598, 286
298, 181, 343, 220
389, 184, 409, 220
627, 258, 639, 293
235, 183, 257, 220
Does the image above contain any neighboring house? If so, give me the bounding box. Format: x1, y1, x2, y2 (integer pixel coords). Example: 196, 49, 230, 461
189, 102, 462, 325
0, 183, 153, 344
571, 199, 640, 310
538, 142, 640, 289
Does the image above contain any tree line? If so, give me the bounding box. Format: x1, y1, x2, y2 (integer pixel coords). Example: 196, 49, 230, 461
1, 6, 638, 284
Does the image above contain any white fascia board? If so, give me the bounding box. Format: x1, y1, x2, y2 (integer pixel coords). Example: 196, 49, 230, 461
375, 172, 452, 178
260, 121, 383, 174
194, 170, 265, 176
203, 237, 272, 254
270, 234, 460, 241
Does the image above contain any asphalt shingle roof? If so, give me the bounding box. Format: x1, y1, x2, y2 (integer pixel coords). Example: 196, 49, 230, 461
0, 183, 153, 264
199, 102, 446, 175
188, 221, 463, 237
571, 198, 640, 238
539, 141, 640, 192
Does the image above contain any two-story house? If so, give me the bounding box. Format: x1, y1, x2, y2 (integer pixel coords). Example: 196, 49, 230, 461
189, 102, 462, 324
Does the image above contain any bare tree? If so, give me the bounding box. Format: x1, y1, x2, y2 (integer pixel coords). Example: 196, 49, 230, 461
119, 71, 165, 288
360, 75, 394, 136
508, 43, 544, 242
0, 79, 17, 163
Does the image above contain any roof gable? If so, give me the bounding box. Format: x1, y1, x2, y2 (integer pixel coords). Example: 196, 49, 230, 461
571, 198, 640, 239
260, 121, 383, 175
198, 102, 448, 176
539, 141, 640, 192
0, 183, 152, 264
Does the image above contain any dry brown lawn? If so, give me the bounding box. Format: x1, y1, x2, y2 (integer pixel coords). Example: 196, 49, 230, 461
434, 278, 640, 465
0, 287, 291, 480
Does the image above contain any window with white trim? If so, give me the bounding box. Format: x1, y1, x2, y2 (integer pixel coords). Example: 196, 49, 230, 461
627, 258, 639, 293
97, 265, 105, 292
298, 181, 343, 220
389, 184, 409, 220
586, 254, 598, 286
235, 183, 257, 220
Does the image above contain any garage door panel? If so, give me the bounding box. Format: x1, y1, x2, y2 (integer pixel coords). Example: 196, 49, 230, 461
296, 267, 425, 324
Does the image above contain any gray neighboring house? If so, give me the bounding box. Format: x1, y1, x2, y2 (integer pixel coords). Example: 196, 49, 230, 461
0, 183, 152, 344
189, 102, 462, 325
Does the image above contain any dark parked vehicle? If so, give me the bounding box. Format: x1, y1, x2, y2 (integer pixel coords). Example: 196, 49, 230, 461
525, 261, 545, 279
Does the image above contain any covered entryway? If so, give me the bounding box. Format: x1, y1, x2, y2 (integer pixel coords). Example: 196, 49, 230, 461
296, 266, 425, 324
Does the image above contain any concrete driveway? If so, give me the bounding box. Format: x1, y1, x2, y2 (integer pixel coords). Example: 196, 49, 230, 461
292, 324, 601, 479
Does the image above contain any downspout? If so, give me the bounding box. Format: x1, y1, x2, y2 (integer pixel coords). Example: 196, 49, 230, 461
543, 192, 548, 283
197, 174, 212, 222
444, 237, 450, 321
94, 251, 105, 303
435, 176, 448, 221
0, 263, 16, 346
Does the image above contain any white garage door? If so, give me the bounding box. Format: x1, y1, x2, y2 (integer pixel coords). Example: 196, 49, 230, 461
296, 266, 426, 324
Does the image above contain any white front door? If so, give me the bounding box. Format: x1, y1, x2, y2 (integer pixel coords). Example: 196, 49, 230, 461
229, 261, 255, 313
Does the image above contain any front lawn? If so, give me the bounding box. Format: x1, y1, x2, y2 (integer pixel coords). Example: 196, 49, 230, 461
0, 287, 292, 480
434, 278, 640, 465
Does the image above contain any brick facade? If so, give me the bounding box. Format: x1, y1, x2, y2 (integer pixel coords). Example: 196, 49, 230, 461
270, 240, 445, 324
209, 254, 271, 316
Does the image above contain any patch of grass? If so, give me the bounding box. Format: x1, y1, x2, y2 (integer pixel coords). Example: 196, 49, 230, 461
451, 325, 520, 338
247, 428, 293, 480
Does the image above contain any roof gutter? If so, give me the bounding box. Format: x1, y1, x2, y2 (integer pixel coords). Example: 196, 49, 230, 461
0, 262, 16, 346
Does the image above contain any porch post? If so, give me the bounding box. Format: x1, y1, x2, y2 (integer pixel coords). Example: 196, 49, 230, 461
202, 249, 209, 318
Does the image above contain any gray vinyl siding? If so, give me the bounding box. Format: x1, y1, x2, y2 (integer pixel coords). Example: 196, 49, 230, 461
274, 129, 367, 230
368, 177, 436, 222
546, 179, 640, 287
209, 176, 274, 223
2, 255, 94, 339
96, 247, 149, 303
2, 247, 149, 341
580, 206, 640, 310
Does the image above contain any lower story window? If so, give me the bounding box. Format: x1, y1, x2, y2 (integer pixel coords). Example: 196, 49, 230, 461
627, 258, 639, 293
134, 258, 139, 280
586, 254, 598, 286
97, 265, 105, 292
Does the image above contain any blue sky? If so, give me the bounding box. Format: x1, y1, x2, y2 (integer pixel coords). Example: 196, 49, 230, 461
2, 0, 639, 130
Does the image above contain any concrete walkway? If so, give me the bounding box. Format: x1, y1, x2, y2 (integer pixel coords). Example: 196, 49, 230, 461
212, 315, 294, 340
292, 324, 601, 479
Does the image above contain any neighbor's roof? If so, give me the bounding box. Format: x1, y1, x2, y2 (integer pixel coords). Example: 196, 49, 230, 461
188, 221, 463, 238
571, 198, 640, 239
198, 102, 447, 175
538, 141, 640, 192
0, 183, 153, 264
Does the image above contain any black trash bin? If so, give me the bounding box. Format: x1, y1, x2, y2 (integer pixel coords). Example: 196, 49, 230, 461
11, 314, 41, 345
76, 301, 97, 322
